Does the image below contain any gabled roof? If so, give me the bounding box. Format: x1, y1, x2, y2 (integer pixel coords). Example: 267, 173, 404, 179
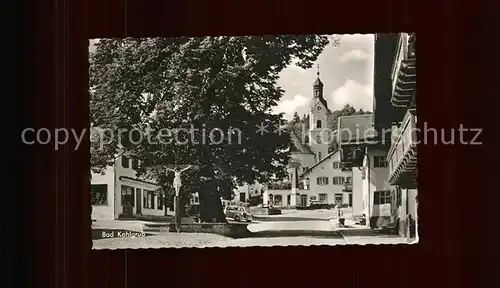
119, 176, 160, 187
290, 130, 314, 154
337, 114, 376, 144
315, 97, 330, 113
299, 149, 340, 178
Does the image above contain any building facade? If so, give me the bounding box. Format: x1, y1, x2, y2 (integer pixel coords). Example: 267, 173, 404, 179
338, 33, 417, 236
386, 33, 417, 237
263, 70, 351, 208
91, 153, 164, 221
233, 182, 265, 203
300, 150, 352, 207
337, 114, 394, 228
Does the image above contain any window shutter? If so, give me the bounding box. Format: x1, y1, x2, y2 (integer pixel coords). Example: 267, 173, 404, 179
325, 177, 329, 185
374, 192, 380, 205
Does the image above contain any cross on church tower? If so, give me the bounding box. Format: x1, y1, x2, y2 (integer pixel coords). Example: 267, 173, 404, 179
316, 64, 320, 76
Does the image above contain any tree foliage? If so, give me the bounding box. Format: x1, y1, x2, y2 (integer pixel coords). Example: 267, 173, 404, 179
90, 36, 330, 222
284, 104, 372, 153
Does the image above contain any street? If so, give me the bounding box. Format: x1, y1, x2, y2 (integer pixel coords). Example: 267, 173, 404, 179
221, 208, 414, 246
92, 208, 415, 249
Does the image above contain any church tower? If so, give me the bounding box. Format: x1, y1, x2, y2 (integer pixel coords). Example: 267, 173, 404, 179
309, 65, 330, 162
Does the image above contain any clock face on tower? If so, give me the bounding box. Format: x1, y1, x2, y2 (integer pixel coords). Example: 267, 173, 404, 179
317, 106, 322, 111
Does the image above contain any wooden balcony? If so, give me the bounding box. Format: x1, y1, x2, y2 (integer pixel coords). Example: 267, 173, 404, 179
387, 109, 417, 188
342, 183, 353, 192
391, 33, 416, 108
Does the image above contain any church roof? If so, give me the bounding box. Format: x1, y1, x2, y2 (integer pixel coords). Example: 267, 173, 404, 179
289, 130, 314, 154
337, 114, 376, 144
313, 76, 324, 88
299, 149, 340, 178
314, 97, 330, 112
312, 69, 329, 111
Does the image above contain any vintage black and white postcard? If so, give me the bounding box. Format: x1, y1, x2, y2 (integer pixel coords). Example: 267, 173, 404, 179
89, 33, 418, 249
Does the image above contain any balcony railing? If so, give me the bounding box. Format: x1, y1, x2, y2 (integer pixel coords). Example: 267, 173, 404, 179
342, 183, 353, 192
387, 109, 417, 187
391, 33, 416, 108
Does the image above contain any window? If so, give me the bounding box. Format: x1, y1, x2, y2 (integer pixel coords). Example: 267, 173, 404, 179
332, 161, 341, 169
191, 194, 200, 205
305, 178, 310, 190
374, 156, 388, 168
318, 152, 322, 160
374, 190, 392, 205
333, 176, 345, 185
143, 190, 155, 209
91, 184, 108, 205
345, 176, 352, 184
310, 196, 317, 201
316, 120, 322, 128
317, 176, 329, 185
121, 156, 130, 168
121, 185, 135, 207
132, 159, 139, 170
157, 194, 164, 210
316, 134, 321, 144
274, 195, 283, 206
240, 192, 246, 202
287, 195, 291, 206
335, 193, 343, 204
319, 193, 327, 203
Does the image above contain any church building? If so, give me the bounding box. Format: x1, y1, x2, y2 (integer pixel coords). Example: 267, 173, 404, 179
264, 68, 353, 208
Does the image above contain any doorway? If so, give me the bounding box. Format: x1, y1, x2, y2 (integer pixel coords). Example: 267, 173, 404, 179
300, 195, 307, 207
136, 188, 142, 215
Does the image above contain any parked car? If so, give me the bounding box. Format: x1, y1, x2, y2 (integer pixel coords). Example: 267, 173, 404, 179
310, 201, 334, 210
224, 205, 253, 222
300, 201, 334, 210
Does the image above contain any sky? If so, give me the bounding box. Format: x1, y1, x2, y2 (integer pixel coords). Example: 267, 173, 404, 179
275, 34, 375, 119
89, 34, 374, 120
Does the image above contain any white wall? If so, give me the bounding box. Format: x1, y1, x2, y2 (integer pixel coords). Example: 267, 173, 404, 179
91, 166, 115, 221
362, 147, 393, 220
302, 151, 351, 205
112, 154, 163, 217
352, 168, 363, 217
234, 182, 266, 202
267, 189, 291, 207
407, 188, 418, 221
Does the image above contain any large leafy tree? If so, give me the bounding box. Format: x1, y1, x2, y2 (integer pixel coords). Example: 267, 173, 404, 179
90, 36, 330, 222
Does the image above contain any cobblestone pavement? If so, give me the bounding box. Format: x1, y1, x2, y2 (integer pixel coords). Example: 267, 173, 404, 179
248, 220, 335, 233
92, 220, 153, 232
340, 234, 418, 245
213, 236, 348, 247
92, 233, 231, 250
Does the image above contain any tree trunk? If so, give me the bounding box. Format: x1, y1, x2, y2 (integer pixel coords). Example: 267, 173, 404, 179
199, 179, 227, 223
